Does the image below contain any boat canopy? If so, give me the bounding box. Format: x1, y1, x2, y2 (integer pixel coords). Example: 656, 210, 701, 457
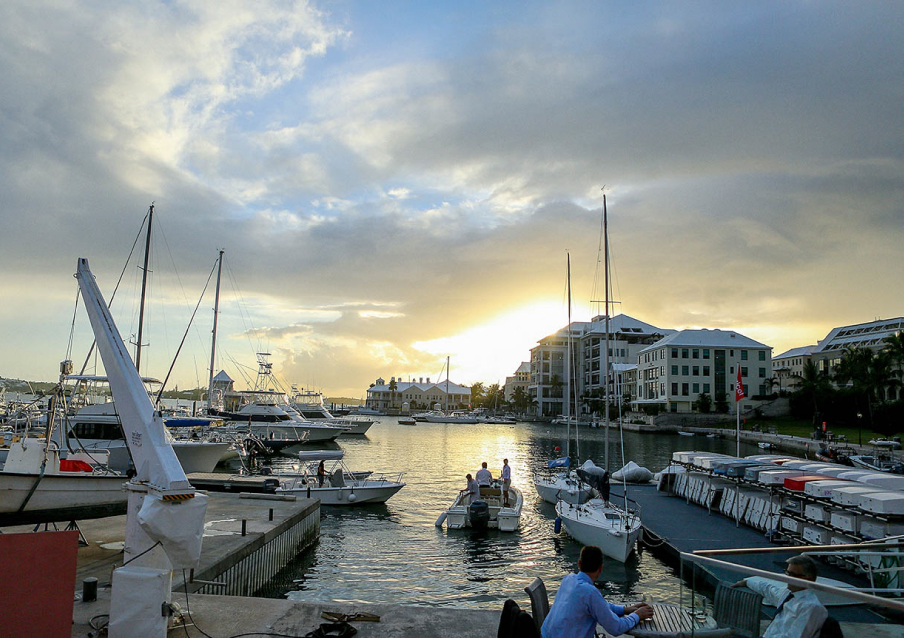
298, 450, 345, 462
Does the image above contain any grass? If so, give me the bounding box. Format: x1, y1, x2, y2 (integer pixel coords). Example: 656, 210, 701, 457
710, 415, 900, 443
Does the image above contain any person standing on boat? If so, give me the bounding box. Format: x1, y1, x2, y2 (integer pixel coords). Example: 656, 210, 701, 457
542, 545, 652, 638
317, 460, 327, 487
500, 458, 511, 506
476, 461, 493, 486
463, 473, 479, 504
733, 555, 827, 638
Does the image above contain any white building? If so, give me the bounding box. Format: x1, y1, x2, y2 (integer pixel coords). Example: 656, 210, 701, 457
504, 362, 531, 402
529, 321, 590, 417
366, 376, 470, 411
634, 329, 772, 413
772, 345, 817, 392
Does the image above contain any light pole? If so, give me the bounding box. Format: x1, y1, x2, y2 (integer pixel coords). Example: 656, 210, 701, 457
857, 412, 863, 447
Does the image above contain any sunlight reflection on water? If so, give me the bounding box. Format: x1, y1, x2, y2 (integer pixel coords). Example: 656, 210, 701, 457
258, 418, 759, 609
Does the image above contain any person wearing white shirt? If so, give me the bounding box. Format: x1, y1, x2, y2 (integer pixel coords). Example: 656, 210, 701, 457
462, 474, 479, 504
733, 555, 828, 638
475, 461, 492, 486
500, 458, 511, 506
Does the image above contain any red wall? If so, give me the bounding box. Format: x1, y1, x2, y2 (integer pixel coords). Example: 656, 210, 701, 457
0, 530, 79, 638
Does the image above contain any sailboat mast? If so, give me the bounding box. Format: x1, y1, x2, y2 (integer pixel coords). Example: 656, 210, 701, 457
445, 356, 450, 412
135, 203, 154, 373
207, 249, 224, 411
566, 254, 572, 458
603, 194, 610, 472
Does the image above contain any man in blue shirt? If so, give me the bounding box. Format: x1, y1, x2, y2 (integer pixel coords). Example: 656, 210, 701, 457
542, 546, 653, 638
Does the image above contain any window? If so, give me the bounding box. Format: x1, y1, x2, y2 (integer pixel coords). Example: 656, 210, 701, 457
671, 383, 678, 395
703, 383, 710, 393
693, 383, 700, 393
741, 350, 748, 361
703, 366, 710, 376
692, 349, 699, 359
759, 367, 766, 378
671, 348, 678, 358
681, 383, 689, 396
671, 365, 678, 375
741, 367, 748, 377
759, 351, 766, 361
682, 365, 689, 375
692, 366, 699, 376
703, 349, 710, 359
682, 348, 689, 359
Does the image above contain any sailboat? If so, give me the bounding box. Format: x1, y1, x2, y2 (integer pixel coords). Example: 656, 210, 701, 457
535, 255, 594, 505
423, 357, 479, 423
555, 193, 643, 563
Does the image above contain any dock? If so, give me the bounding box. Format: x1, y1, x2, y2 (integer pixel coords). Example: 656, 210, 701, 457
622, 484, 891, 627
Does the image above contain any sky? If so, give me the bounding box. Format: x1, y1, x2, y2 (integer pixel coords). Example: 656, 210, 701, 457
1, 1, 902, 399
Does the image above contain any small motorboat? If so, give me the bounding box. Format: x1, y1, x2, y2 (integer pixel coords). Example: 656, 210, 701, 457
275, 451, 406, 504
397, 417, 417, 425
439, 479, 522, 531
678, 431, 695, 437
758, 442, 775, 450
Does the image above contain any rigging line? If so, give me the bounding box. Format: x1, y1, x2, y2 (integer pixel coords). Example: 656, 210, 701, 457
223, 257, 259, 355
155, 259, 218, 404
75, 211, 149, 386
66, 287, 82, 361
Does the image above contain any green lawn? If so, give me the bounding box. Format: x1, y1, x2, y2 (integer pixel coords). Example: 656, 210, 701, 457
711, 416, 899, 444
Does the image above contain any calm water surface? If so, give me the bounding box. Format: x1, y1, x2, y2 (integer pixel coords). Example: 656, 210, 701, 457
258, 418, 760, 608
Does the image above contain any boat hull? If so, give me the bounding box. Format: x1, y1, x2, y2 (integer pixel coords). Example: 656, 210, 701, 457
535, 473, 592, 505
0, 472, 127, 525
277, 480, 405, 505
555, 500, 642, 563
443, 485, 522, 531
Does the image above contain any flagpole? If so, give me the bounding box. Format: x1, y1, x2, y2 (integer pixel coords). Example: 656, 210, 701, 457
736, 398, 741, 457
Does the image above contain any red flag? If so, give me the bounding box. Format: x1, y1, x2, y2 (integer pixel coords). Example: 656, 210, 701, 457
735, 367, 745, 402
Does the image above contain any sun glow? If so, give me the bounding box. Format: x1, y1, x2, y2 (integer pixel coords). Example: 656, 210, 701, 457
412, 300, 573, 384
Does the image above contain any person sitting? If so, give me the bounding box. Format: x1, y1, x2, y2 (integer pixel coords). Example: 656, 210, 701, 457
542, 545, 653, 637
733, 554, 828, 638
476, 461, 493, 486
462, 473, 479, 504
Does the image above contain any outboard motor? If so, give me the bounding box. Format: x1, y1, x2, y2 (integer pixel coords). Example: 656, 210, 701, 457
469, 500, 490, 529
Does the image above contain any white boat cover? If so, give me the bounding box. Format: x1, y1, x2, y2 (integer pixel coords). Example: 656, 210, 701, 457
612, 461, 653, 483
297, 450, 345, 461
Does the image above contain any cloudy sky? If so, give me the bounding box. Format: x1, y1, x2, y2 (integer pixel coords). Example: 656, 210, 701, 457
1, 1, 902, 398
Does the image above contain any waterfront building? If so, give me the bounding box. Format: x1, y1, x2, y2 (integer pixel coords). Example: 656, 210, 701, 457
634, 329, 772, 413
577, 314, 673, 411
503, 362, 531, 403
365, 376, 470, 412
528, 321, 590, 417
772, 345, 817, 392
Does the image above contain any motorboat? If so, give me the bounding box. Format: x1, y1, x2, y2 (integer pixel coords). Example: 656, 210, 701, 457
289, 388, 373, 435
60, 402, 231, 473
850, 453, 904, 474
274, 451, 405, 505
678, 431, 695, 437
424, 411, 479, 424
535, 457, 594, 505
397, 417, 417, 425
439, 479, 523, 531
0, 437, 127, 525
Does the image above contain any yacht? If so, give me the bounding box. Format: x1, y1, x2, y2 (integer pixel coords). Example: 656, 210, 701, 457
289, 388, 374, 435
535, 456, 594, 505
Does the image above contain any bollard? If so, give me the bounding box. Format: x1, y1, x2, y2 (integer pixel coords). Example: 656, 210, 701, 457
82, 577, 98, 602
269, 508, 273, 521
242, 519, 247, 536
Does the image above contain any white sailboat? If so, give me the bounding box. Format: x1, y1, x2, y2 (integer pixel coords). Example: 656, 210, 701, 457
535, 255, 594, 505
555, 192, 643, 563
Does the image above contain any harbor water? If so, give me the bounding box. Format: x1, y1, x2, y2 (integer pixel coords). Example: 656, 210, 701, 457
256, 417, 762, 609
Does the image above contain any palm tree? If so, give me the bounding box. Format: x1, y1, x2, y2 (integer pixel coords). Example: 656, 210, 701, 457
884, 331, 904, 367
793, 359, 830, 425
469, 382, 486, 408
833, 346, 902, 429
549, 374, 563, 399
388, 378, 398, 409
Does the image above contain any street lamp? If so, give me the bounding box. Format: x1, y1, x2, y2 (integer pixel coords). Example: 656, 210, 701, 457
857, 412, 863, 447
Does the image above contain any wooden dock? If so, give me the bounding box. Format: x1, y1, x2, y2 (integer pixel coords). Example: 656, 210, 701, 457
187, 472, 280, 493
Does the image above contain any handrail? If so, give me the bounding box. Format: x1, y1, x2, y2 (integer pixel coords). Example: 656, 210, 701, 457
682, 551, 904, 612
